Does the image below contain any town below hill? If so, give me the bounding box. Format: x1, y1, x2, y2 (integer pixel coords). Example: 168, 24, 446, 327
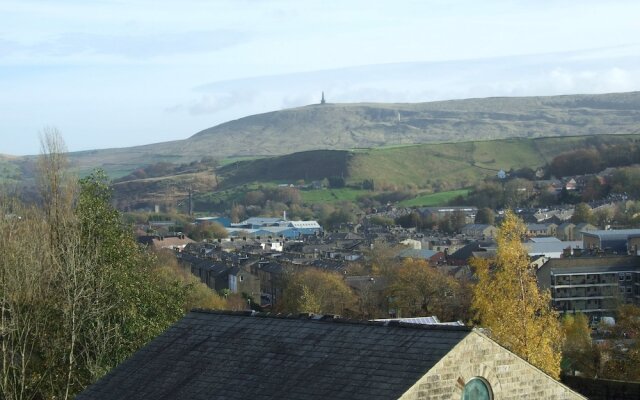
6, 92, 640, 398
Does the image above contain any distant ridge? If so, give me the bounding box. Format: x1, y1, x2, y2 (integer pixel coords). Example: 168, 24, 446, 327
7, 91, 640, 178
188, 91, 640, 157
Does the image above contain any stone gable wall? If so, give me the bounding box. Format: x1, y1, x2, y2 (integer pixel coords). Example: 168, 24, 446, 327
398, 331, 585, 400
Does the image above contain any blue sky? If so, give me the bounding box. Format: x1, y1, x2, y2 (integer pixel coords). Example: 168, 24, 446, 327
2, 0, 640, 155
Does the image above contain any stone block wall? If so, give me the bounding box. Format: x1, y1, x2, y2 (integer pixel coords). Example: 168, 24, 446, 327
398, 331, 585, 400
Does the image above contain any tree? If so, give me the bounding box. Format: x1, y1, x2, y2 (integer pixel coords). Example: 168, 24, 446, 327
42, 169, 191, 398
504, 178, 533, 208
581, 176, 609, 202
466, 181, 504, 209
395, 211, 423, 230
550, 149, 602, 177
388, 259, 468, 321
0, 132, 228, 399
561, 313, 599, 377
593, 207, 614, 229
366, 242, 406, 276
153, 250, 227, 311
369, 215, 394, 227
230, 203, 245, 223
328, 176, 346, 188
0, 198, 53, 400
279, 269, 356, 315
474, 207, 495, 225
187, 221, 228, 241
243, 190, 266, 206
324, 207, 353, 230
572, 203, 593, 224
601, 304, 640, 381
471, 210, 564, 378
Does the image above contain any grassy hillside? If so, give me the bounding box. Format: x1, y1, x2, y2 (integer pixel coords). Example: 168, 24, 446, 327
300, 188, 367, 204
399, 189, 471, 207
189, 91, 640, 160
217, 150, 351, 188
219, 134, 640, 191
4, 91, 636, 180
0, 155, 22, 185
4, 91, 640, 194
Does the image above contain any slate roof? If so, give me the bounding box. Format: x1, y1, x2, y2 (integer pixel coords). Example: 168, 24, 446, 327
583, 229, 640, 252
78, 310, 471, 400
449, 241, 494, 262
526, 241, 582, 256
397, 248, 439, 259
545, 255, 640, 275
529, 237, 561, 243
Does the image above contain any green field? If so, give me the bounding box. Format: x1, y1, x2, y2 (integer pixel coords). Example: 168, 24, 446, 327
214, 133, 640, 202
347, 138, 541, 190
300, 188, 367, 204
220, 156, 264, 166
399, 189, 470, 207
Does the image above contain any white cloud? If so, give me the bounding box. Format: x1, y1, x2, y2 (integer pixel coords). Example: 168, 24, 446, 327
187, 92, 255, 115
0, 30, 249, 61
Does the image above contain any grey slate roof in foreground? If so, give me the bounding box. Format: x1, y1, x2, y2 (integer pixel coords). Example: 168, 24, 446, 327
77, 310, 471, 400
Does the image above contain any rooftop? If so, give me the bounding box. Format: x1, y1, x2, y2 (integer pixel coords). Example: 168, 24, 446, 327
78, 310, 471, 400
583, 229, 640, 240
545, 255, 640, 273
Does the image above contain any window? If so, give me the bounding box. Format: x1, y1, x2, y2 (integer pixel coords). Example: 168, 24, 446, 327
619, 273, 625, 281
462, 377, 492, 400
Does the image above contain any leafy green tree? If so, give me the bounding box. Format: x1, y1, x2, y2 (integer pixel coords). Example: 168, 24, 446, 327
572, 203, 593, 224
558, 187, 581, 205
593, 207, 614, 229
561, 313, 599, 377
474, 207, 495, 225
0, 133, 227, 399
187, 221, 228, 241
504, 178, 533, 208
581, 176, 609, 202
472, 210, 564, 378
328, 176, 346, 188
601, 304, 640, 381
42, 170, 191, 398
466, 181, 504, 209
369, 215, 394, 226
243, 190, 266, 206
395, 211, 423, 229
324, 207, 354, 229
438, 210, 466, 234
611, 167, 640, 198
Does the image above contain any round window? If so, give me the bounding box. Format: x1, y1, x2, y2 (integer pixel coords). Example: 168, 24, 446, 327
461, 377, 492, 400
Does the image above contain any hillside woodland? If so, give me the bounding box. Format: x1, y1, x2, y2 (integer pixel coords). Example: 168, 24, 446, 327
0, 134, 229, 400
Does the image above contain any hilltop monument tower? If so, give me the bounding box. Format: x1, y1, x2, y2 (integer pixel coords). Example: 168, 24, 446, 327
320, 91, 326, 105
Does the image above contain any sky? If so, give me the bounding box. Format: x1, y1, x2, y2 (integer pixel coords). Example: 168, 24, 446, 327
1, 1, 640, 156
